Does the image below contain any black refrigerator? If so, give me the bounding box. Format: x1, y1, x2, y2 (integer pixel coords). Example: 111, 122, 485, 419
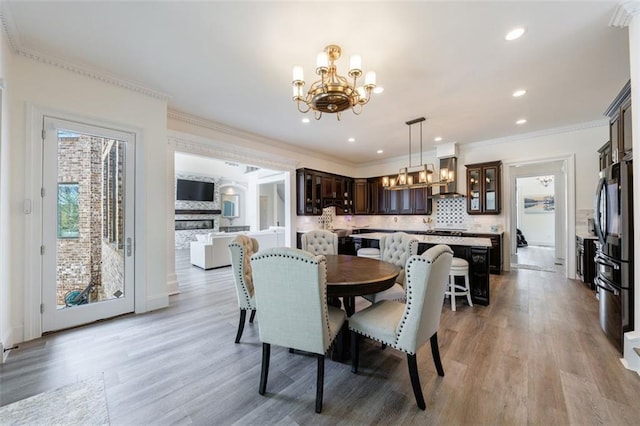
594, 159, 634, 353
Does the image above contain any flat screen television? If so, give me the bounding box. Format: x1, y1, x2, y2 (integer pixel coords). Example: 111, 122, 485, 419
176, 179, 214, 201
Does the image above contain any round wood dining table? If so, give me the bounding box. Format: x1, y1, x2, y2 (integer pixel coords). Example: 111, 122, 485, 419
324, 254, 400, 316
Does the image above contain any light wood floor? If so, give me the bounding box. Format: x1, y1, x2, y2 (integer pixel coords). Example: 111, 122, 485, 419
1, 249, 639, 425
512, 245, 560, 272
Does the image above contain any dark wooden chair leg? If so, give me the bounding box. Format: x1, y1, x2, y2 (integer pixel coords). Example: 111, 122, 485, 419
407, 353, 426, 410
259, 343, 270, 395
430, 332, 445, 376
315, 354, 324, 413
350, 331, 359, 373
235, 309, 247, 343
249, 309, 256, 323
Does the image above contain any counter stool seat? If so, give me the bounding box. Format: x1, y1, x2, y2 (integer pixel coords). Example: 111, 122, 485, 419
445, 257, 473, 311
357, 247, 381, 259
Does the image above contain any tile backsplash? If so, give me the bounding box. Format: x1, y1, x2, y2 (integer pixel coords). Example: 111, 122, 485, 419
435, 198, 466, 229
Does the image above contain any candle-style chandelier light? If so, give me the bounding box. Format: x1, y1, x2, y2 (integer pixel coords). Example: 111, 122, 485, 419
382, 117, 455, 190
292, 44, 377, 120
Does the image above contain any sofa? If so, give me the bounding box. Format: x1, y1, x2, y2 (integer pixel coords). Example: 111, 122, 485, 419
190, 227, 285, 269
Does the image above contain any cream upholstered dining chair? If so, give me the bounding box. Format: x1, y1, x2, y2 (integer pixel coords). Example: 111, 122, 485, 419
228, 235, 259, 343
349, 245, 453, 410
250, 247, 346, 413
301, 229, 339, 255
363, 232, 418, 303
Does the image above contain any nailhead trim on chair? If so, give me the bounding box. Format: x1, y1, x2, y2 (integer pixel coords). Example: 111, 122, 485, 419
252, 249, 336, 353
351, 247, 454, 355
229, 240, 256, 309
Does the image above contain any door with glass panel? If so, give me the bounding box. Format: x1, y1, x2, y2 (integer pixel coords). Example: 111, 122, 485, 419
41, 117, 135, 332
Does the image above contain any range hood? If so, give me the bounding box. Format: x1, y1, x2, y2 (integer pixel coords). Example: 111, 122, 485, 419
429, 157, 466, 199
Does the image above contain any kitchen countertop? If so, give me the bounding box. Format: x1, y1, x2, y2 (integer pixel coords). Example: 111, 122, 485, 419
576, 232, 598, 240
350, 232, 492, 248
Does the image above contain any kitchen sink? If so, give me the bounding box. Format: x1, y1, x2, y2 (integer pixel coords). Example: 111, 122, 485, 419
332, 229, 350, 238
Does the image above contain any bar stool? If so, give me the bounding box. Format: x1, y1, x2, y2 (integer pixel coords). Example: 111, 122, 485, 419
446, 257, 473, 311
357, 247, 380, 259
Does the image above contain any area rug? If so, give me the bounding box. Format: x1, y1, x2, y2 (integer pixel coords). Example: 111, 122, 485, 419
0, 375, 109, 425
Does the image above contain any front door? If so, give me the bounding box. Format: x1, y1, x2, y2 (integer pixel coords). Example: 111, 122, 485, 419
41, 117, 135, 332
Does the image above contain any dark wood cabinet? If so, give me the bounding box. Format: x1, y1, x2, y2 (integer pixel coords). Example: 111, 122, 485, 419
467, 232, 503, 274
418, 243, 490, 305
598, 141, 612, 171
412, 186, 432, 214
576, 236, 596, 289
322, 175, 343, 199
466, 161, 501, 214
369, 177, 387, 214
605, 80, 632, 163
297, 170, 322, 215
297, 168, 354, 216
353, 179, 368, 214
297, 170, 431, 216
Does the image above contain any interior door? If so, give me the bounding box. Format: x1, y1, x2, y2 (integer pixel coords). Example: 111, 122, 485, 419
41, 117, 135, 332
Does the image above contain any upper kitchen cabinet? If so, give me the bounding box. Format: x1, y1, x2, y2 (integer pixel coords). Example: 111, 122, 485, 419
466, 161, 502, 215
605, 80, 632, 163
296, 169, 322, 215
296, 168, 353, 215
353, 179, 368, 214
322, 175, 344, 199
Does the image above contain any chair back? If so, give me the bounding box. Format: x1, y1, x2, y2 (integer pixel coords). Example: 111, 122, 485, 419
394, 245, 453, 354
228, 235, 259, 310
379, 232, 419, 285
301, 229, 338, 255
251, 247, 335, 355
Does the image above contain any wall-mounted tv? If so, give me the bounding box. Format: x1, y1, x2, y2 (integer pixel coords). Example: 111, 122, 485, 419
176, 179, 214, 201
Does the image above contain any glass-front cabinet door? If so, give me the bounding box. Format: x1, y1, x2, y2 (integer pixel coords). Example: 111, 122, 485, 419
483, 165, 499, 213
467, 168, 481, 213
465, 161, 502, 215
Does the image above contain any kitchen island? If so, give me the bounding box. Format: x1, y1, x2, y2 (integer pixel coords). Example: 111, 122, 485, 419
350, 232, 493, 306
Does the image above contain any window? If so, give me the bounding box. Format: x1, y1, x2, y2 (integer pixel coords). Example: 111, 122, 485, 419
102, 140, 125, 249
57, 183, 79, 238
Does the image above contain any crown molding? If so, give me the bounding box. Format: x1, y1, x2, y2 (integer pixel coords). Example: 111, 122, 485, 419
167, 109, 356, 167
168, 132, 299, 172
463, 118, 608, 150
0, 3, 170, 101
16, 47, 170, 101
356, 119, 607, 169
610, 1, 640, 27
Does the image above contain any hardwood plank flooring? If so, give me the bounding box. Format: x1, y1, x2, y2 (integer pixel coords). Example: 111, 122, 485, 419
1, 249, 639, 425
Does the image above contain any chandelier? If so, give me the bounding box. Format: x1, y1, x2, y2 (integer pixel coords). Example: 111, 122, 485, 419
537, 175, 554, 187
292, 44, 377, 120
382, 117, 455, 190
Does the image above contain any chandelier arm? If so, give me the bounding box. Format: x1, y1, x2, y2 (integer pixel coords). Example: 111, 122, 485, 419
314, 110, 322, 120
296, 101, 311, 114
352, 104, 362, 115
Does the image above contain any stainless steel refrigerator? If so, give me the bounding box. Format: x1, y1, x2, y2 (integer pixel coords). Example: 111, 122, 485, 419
594, 159, 634, 352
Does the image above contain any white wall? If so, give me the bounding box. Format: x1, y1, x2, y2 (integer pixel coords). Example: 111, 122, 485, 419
517, 176, 555, 246
0, 23, 13, 356
5, 53, 168, 344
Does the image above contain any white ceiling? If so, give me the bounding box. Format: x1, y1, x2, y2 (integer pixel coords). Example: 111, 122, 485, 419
3, 1, 630, 164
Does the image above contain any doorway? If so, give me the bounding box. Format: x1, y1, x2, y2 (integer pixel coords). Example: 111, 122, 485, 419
41, 117, 135, 332
512, 175, 557, 271
507, 158, 571, 275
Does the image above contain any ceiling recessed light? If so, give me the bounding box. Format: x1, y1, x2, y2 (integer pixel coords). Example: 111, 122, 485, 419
512, 89, 527, 97
301, 117, 310, 123
434, 137, 443, 142
348, 137, 355, 142
373, 87, 384, 94
505, 27, 525, 41
516, 118, 527, 125
377, 149, 383, 154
